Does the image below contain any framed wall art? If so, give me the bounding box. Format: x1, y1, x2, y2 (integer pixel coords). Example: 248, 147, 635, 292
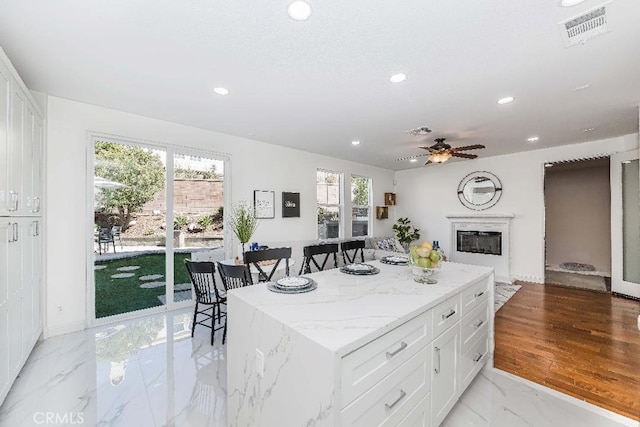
282, 192, 300, 218
254, 190, 275, 219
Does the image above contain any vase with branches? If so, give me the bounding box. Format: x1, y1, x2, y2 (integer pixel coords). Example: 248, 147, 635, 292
229, 201, 259, 260
392, 217, 421, 250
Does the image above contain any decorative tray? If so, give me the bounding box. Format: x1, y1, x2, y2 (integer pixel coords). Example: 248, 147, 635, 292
267, 277, 317, 294
380, 255, 409, 265
339, 263, 380, 275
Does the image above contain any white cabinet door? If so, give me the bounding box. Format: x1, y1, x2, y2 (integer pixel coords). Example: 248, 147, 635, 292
0, 221, 9, 402
8, 87, 24, 214
431, 323, 460, 427
25, 219, 41, 342
31, 117, 42, 214
21, 104, 34, 214
0, 59, 11, 215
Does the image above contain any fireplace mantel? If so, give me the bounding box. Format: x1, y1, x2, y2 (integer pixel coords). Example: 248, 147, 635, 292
446, 213, 515, 220
447, 213, 514, 283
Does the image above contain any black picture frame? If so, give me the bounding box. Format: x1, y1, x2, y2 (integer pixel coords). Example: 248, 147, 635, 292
282, 192, 300, 218
254, 190, 275, 219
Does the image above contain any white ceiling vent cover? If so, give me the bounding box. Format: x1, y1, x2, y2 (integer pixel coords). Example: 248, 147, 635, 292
559, 3, 611, 47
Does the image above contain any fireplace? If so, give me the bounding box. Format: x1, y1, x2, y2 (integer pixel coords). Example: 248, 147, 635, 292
457, 230, 502, 256
447, 213, 514, 283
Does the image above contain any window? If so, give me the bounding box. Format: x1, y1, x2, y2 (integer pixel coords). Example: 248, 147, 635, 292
317, 169, 342, 239
351, 175, 371, 237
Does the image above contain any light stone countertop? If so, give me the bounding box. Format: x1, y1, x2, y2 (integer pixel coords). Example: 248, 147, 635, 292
228, 260, 493, 356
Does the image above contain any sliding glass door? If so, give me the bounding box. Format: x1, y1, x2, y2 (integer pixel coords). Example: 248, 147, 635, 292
91, 138, 225, 321
611, 150, 640, 298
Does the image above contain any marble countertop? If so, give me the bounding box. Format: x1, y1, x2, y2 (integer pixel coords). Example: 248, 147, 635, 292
228, 261, 493, 356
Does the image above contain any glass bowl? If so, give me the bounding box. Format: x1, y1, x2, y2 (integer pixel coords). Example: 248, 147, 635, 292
408, 259, 441, 284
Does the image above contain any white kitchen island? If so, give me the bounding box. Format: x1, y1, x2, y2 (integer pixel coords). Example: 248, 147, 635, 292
227, 261, 494, 426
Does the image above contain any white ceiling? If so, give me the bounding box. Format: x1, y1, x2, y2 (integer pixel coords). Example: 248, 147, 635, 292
1, 0, 639, 170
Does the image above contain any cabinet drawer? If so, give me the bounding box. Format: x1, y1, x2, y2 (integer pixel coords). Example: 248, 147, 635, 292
341, 347, 431, 427
341, 310, 432, 407
461, 299, 490, 352
397, 394, 431, 427
461, 277, 490, 316
432, 295, 460, 339
459, 330, 489, 392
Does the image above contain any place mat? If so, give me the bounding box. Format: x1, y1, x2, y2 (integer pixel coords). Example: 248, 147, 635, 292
267, 279, 317, 294
380, 255, 408, 265
340, 263, 380, 275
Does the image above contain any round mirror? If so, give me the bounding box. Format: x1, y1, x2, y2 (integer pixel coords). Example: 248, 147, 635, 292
457, 171, 502, 210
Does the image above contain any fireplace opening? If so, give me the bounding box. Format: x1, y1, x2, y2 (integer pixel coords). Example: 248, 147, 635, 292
457, 230, 502, 256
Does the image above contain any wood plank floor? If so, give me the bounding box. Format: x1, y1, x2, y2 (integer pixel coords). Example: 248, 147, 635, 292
494, 281, 640, 421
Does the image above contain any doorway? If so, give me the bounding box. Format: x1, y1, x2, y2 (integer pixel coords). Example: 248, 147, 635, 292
543, 157, 611, 292
90, 137, 226, 322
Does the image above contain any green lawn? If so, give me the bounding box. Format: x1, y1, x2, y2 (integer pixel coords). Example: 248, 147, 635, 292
95, 253, 192, 318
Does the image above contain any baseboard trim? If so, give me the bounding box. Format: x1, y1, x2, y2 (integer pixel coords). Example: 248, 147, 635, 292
512, 274, 544, 284
43, 320, 86, 338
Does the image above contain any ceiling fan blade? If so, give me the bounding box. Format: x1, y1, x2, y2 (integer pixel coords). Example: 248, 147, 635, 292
450, 144, 485, 151
418, 146, 436, 152
451, 152, 478, 159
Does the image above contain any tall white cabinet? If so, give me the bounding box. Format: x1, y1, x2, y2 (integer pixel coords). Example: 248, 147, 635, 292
0, 47, 44, 406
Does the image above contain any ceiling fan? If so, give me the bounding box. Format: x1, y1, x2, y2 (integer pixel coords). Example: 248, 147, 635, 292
419, 137, 485, 165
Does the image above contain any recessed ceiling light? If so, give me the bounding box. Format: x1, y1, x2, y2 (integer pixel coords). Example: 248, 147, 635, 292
583, 128, 595, 132
572, 84, 590, 92
213, 87, 229, 96
544, 163, 554, 167
351, 140, 360, 146
390, 73, 407, 83
288, 1, 312, 21
410, 158, 418, 163
561, 0, 586, 6
497, 96, 514, 105
527, 136, 540, 143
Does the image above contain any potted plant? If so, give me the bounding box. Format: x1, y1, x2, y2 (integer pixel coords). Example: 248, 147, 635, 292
392, 217, 421, 251
229, 201, 259, 260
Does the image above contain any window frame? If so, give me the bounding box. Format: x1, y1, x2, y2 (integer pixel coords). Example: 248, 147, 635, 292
316, 168, 344, 240
350, 174, 372, 237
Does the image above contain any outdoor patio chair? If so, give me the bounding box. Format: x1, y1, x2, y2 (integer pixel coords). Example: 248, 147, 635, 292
341, 240, 365, 264
243, 247, 292, 283
97, 227, 116, 255
111, 225, 123, 249
185, 260, 226, 345
299, 243, 339, 274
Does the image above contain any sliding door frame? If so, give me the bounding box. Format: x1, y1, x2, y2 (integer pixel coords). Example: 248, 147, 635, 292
611, 149, 640, 299
86, 132, 231, 327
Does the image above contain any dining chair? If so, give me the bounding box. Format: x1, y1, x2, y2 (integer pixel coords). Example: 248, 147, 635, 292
299, 243, 339, 274
185, 260, 226, 345
341, 240, 365, 264
218, 262, 253, 289
97, 227, 116, 255
243, 247, 292, 283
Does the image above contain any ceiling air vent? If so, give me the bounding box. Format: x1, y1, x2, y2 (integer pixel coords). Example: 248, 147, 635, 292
559, 3, 610, 47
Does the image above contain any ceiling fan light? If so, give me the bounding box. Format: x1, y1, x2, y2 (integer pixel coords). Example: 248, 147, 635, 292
428, 152, 452, 163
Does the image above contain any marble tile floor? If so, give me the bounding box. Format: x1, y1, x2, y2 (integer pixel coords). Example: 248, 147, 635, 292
1, 309, 637, 427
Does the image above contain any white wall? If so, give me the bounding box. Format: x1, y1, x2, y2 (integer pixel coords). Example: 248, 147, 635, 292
45, 96, 394, 337
394, 134, 639, 283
